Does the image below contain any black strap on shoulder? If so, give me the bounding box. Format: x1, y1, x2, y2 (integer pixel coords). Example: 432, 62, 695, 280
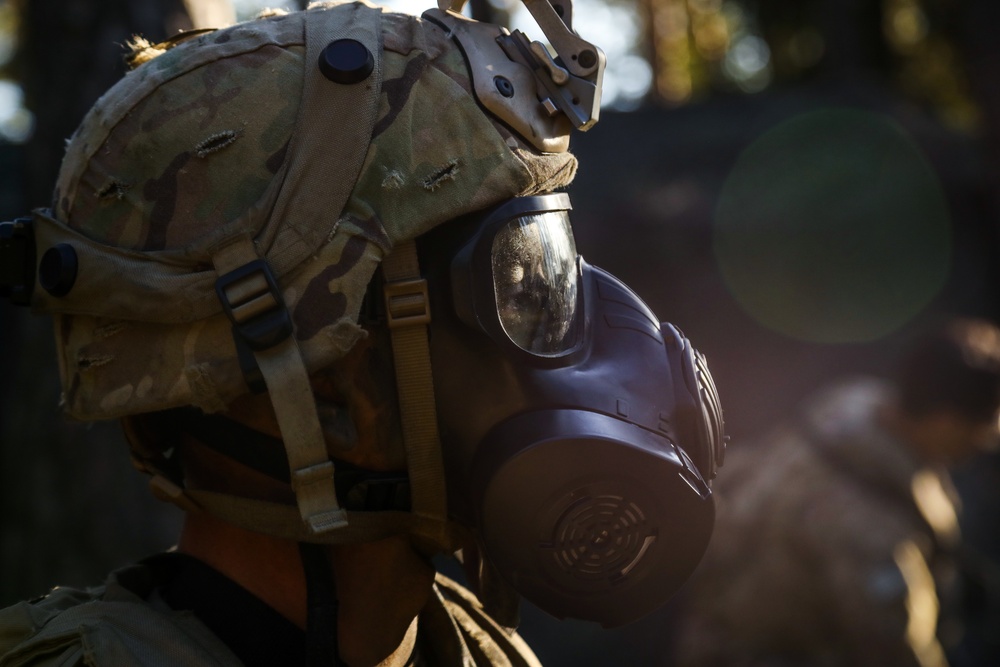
139, 552, 307, 667
299, 543, 347, 667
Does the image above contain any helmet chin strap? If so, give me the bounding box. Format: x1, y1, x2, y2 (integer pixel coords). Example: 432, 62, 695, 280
380, 238, 451, 551
213, 235, 348, 536
190, 235, 451, 553
213, 236, 351, 667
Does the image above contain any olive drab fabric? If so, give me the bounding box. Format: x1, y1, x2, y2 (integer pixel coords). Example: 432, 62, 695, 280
0, 566, 540, 667
34, 0, 576, 422
0, 568, 243, 667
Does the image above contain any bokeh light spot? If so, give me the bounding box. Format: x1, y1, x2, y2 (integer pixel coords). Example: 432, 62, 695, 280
713, 109, 951, 343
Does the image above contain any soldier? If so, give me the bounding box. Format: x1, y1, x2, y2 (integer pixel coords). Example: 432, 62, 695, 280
672, 319, 1000, 667
0, 1, 726, 665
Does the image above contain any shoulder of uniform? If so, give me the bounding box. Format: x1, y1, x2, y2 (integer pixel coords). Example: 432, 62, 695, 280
0, 565, 241, 667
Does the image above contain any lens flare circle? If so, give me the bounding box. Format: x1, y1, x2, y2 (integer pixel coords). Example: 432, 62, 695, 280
714, 109, 951, 343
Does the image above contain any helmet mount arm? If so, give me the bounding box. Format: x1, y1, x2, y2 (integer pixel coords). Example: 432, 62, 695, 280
431, 0, 605, 134
438, 0, 599, 77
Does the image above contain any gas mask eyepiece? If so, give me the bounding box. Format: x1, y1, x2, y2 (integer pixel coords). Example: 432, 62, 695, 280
490, 208, 581, 355
425, 194, 726, 627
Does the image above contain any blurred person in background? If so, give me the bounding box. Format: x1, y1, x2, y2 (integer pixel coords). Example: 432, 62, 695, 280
671, 318, 1000, 667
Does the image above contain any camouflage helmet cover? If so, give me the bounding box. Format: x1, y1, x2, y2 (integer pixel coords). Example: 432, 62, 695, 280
34, 0, 577, 421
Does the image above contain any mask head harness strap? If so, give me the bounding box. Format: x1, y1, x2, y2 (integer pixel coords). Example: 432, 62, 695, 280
380, 239, 451, 549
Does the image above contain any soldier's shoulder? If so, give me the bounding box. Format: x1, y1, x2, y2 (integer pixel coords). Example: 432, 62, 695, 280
0, 564, 241, 667
0, 584, 103, 666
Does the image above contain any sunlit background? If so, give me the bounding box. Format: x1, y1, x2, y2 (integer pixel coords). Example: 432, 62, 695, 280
0, 0, 978, 140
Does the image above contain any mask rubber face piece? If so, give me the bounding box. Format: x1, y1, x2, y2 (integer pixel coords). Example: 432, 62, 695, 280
431, 194, 725, 627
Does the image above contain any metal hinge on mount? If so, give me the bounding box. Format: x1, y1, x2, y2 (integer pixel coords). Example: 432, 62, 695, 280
427, 0, 605, 153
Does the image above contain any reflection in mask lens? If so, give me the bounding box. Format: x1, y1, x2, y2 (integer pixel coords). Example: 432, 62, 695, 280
491, 211, 579, 355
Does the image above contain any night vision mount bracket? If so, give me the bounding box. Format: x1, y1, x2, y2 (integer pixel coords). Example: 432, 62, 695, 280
1, 214, 80, 307
0, 218, 35, 306
427, 0, 605, 153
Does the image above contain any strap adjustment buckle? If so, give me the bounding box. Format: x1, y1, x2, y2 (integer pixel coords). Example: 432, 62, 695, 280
215, 259, 293, 351
384, 278, 430, 328
293, 460, 349, 532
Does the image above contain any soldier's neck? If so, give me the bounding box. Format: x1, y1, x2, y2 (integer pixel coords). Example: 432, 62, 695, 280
177, 510, 433, 666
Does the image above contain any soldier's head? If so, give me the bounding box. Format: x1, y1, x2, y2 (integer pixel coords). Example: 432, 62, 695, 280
892, 318, 1000, 464
1, 0, 725, 627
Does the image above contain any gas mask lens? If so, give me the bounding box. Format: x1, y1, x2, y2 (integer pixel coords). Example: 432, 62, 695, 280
491, 211, 580, 355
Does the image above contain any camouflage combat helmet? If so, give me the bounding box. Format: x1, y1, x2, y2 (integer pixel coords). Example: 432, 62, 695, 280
6, 0, 604, 548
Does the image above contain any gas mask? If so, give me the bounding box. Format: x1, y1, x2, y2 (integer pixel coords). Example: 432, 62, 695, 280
416, 192, 726, 627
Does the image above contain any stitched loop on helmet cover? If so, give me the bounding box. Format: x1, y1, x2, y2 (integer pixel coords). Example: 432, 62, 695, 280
216, 260, 293, 351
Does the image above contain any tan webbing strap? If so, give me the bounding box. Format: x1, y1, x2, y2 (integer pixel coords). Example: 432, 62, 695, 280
213, 236, 347, 534
261, 1, 385, 274
381, 240, 449, 530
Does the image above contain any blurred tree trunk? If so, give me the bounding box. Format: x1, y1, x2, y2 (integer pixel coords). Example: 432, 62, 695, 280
949, 5, 1000, 661
18, 0, 195, 208
0, 0, 227, 606
956, 0, 1000, 285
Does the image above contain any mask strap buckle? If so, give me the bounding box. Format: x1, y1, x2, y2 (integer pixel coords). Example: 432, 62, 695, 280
384, 278, 431, 328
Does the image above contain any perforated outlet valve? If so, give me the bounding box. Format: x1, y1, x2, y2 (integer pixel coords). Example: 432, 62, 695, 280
318, 39, 374, 84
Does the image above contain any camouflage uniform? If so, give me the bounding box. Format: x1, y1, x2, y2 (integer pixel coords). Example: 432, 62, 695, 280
0, 560, 539, 666
673, 378, 959, 667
